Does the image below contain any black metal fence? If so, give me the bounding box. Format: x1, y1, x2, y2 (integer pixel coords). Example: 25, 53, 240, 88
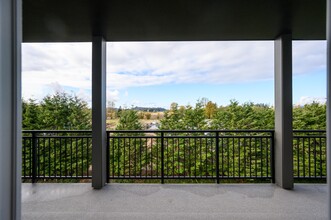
293, 130, 326, 180
107, 130, 274, 183
22, 130, 327, 183
22, 131, 92, 182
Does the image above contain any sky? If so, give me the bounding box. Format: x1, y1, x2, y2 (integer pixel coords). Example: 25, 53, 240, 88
22, 41, 326, 109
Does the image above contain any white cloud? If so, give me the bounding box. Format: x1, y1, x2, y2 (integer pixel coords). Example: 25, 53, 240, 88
293, 41, 326, 75
106, 41, 275, 89
22, 43, 92, 101
76, 88, 91, 104
296, 96, 326, 106
107, 89, 120, 102
22, 41, 326, 101
106, 41, 326, 89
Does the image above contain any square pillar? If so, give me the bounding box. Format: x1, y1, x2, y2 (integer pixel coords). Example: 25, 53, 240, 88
274, 34, 294, 189
92, 36, 107, 188
327, 0, 331, 218
0, 0, 22, 219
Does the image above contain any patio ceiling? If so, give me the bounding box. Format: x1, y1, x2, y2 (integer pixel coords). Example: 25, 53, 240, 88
23, 0, 326, 42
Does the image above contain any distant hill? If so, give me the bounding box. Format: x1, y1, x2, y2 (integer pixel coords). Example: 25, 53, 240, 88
131, 106, 167, 112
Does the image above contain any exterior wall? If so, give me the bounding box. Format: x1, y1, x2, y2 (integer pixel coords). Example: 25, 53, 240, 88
0, 0, 22, 219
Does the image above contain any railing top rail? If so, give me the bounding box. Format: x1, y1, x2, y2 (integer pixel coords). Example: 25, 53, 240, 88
22, 129, 326, 134
22, 130, 92, 133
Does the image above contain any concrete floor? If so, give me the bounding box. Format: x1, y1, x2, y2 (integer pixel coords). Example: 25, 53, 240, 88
22, 183, 327, 220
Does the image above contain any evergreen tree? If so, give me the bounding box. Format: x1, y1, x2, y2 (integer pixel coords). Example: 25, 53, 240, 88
39, 92, 91, 130
22, 99, 41, 130
116, 109, 142, 130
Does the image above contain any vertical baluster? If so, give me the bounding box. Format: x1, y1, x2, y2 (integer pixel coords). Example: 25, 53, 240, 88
32, 132, 37, 183
216, 132, 220, 184
161, 132, 164, 184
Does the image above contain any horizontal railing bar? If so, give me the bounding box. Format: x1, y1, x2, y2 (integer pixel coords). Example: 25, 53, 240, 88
219, 136, 272, 138
293, 136, 326, 138
23, 130, 91, 133
107, 129, 275, 133
293, 130, 326, 133
22, 129, 326, 133
108, 176, 272, 179
26, 136, 92, 139
109, 135, 272, 139
294, 177, 326, 179
110, 136, 162, 139
22, 176, 92, 179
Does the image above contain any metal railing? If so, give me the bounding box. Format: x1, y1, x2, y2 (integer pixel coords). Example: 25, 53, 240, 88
107, 130, 274, 183
22, 131, 92, 182
22, 130, 327, 183
293, 130, 326, 180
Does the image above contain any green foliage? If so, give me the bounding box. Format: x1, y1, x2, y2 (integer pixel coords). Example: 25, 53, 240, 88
182, 100, 207, 130
160, 103, 185, 130
116, 109, 142, 130
23, 92, 91, 130
160, 99, 326, 131
160, 101, 207, 130
293, 102, 326, 129
211, 100, 274, 130
22, 99, 41, 130
22, 96, 327, 183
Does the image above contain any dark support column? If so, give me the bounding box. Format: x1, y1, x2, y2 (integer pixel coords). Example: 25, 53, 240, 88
326, 0, 331, 219
0, 0, 22, 219
274, 34, 293, 190
92, 36, 107, 189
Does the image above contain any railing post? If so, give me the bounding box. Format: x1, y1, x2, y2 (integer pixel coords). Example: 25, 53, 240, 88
32, 132, 37, 183
271, 131, 275, 183
106, 131, 110, 183
216, 132, 220, 184
161, 131, 164, 184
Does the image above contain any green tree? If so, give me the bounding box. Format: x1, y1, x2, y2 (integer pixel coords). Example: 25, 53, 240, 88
212, 100, 274, 129
39, 92, 91, 130
182, 100, 207, 130
293, 102, 326, 129
160, 100, 208, 130
116, 109, 142, 130
160, 102, 185, 130
22, 98, 41, 130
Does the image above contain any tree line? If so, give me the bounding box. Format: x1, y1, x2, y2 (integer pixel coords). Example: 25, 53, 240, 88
22, 92, 326, 182
22, 92, 326, 131
117, 100, 326, 131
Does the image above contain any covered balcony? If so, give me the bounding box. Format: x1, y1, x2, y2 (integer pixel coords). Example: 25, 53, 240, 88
21, 130, 327, 219
1, 0, 331, 219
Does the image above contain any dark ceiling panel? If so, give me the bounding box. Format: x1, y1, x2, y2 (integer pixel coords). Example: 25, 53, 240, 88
23, 0, 326, 42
